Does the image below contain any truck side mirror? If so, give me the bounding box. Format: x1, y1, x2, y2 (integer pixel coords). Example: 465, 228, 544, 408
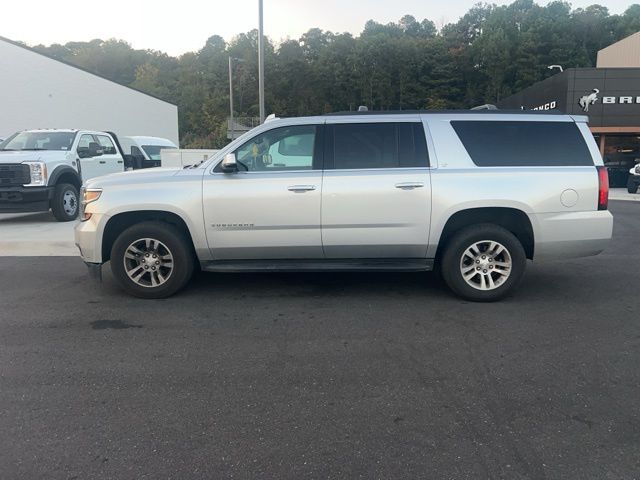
88, 142, 103, 157
221, 153, 238, 173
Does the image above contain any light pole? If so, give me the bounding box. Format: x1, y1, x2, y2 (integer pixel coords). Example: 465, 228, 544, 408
228, 57, 244, 140
258, 0, 265, 123
229, 56, 235, 140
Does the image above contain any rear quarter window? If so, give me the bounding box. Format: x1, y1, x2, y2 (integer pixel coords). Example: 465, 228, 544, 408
451, 120, 593, 167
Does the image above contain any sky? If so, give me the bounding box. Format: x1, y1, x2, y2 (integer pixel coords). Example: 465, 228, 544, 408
1, 0, 635, 56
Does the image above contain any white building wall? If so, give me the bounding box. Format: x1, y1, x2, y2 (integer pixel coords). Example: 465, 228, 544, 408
0, 38, 179, 145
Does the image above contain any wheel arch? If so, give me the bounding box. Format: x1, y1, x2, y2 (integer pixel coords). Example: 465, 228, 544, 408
101, 210, 196, 262
435, 207, 535, 260
49, 165, 81, 191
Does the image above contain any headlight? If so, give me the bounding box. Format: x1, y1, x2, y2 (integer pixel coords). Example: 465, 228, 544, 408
80, 187, 102, 221
23, 162, 47, 186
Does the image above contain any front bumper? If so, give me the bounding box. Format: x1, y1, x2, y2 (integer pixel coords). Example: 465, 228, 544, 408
0, 186, 54, 213
74, 212, 109, 264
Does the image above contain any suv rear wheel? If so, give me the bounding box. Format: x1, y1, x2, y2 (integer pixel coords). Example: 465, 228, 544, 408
441, 224, 526, 302
50, 183, 79, 221
627, 177, 638, 194
110, 221, 194, 299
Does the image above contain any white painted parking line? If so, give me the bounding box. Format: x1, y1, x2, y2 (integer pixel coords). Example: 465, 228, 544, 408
0, 212, 77, 256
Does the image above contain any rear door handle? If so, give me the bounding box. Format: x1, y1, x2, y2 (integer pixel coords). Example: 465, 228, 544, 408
288, 185, 316, 193
99, 160, 106, 164
395, 182, 424, 190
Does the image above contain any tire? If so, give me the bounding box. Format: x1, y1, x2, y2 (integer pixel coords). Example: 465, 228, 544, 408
627, 177, 638, 194
50, 183, 79, 221
440, 224, 526, 302
110, 221, 194, 299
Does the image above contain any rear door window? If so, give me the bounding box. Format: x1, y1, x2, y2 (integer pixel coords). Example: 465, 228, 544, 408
451, 121, 593, 167
96, 135, 117, 155
328, 123, 429, 169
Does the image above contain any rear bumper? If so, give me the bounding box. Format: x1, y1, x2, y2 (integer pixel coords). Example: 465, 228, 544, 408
0, 186, 53, 213
532, 210, 613, 260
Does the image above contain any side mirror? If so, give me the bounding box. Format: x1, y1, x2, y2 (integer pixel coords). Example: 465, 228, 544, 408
88, 142, 103, 157
221, 153, 238, 173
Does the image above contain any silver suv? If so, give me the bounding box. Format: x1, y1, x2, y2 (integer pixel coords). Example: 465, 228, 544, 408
75, 111, 613, 301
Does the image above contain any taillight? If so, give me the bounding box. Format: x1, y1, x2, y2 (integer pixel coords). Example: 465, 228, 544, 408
597, 166, 609, 211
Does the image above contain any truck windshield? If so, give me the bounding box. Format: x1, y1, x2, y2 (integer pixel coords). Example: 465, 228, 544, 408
142, 145, 176, 161
0, 132, 76, 151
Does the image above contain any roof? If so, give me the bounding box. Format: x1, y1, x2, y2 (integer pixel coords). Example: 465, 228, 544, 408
324, 109, 565, 116
123, 136, 177, 145
0, 35, 177, 107
20, 128, 78, 133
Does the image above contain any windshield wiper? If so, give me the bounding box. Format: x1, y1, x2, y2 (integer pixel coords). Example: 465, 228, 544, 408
0, 148, 16, 151
19, 148, 47, 151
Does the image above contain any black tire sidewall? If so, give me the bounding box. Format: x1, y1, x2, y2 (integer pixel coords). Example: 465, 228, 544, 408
110, 222, 194, 299
441, 224, 526, 302
627, 178, 638, 194
51, 183, 79, 222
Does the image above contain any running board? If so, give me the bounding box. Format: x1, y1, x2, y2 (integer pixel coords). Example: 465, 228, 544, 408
200, 258, 434, 273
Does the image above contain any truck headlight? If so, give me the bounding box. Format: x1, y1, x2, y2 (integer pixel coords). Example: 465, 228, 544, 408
23, 162, 47, 186
80, 188, 102, 221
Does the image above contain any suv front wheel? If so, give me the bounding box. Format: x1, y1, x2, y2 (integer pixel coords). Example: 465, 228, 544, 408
440, 224, 526, 302
110, 221, 194, 299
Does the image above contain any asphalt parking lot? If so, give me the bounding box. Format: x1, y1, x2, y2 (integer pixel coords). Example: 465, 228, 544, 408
1, 200, 639, 479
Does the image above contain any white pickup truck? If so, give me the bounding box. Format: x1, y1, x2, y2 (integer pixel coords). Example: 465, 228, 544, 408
119, 136, 177, 170
0, 129, 124, 221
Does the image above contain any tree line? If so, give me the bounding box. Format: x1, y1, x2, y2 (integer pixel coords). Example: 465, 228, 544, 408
31, 0, 640, 148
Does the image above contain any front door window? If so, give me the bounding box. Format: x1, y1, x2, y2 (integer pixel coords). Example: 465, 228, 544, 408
223, 125, 317, 172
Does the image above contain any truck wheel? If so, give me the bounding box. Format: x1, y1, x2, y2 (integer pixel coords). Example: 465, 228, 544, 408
51, 183, 79, 221
440, 224, 526, 302
627, 178, 638, 194
110, 221, 194, 299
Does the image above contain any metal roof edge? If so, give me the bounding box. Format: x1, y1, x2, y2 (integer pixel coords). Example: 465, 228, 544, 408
0, 35, 177, 108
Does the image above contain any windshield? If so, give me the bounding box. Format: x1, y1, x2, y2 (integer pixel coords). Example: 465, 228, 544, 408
142, 145, 176, 161
0, 132, 76, 151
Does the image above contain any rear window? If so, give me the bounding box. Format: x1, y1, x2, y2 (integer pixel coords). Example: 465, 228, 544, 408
451, 121, 593, 167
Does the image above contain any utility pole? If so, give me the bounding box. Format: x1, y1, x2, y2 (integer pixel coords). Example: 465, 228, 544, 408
228, 56, 235, 140
258, 0, 265, 123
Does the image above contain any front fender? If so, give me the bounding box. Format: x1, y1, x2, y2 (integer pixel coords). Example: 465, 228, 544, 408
48, 164, 81, 187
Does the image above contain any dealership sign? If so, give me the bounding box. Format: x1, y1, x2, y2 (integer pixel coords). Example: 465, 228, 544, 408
532, 91, 640, 112
577, 88, 640, 112
601, 96, 640, 103
532, 101, 557, 110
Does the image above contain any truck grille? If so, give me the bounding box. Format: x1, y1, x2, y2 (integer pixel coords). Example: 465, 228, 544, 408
0, 164, 30, 186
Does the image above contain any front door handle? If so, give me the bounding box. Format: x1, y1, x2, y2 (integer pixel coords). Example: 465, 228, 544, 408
99, 160, 106, 164
395, 182, 424, 190
288, 185, 316, 193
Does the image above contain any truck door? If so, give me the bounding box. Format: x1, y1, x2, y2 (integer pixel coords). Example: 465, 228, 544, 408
321, 120, 432, 258
76, 134, 103, 181
95, 134, 125, 175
